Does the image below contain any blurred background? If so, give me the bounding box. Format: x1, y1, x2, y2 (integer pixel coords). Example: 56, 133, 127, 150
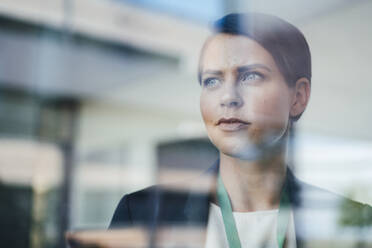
0, 0, 371, 247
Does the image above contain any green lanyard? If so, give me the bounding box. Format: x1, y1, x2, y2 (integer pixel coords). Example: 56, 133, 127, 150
217, 174, 291, 248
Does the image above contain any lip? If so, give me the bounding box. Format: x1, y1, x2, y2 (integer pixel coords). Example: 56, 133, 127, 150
216, 118, 250, 131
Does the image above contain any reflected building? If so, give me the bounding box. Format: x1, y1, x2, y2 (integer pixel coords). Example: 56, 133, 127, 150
0, 0, 372, 248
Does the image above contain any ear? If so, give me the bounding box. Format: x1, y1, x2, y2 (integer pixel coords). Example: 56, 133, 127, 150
290, 77, 311, 118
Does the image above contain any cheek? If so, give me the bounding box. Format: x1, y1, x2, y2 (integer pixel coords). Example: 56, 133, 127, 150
200, 92, 216, 125
249, 88, 291, 127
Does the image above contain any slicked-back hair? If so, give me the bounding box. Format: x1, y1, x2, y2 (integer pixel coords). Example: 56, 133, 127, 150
198, 13, 312, 121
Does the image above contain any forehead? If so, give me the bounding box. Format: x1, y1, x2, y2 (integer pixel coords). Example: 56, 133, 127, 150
200, 33, 277, 72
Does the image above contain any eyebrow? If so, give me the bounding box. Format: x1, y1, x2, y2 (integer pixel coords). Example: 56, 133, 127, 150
202, 70, 223, 76
237, 64, 272, 73
201, 64, 272, 77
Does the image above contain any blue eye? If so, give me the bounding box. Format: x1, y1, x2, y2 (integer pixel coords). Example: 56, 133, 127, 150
240, 72, 263, 82
203, 78, 221, 88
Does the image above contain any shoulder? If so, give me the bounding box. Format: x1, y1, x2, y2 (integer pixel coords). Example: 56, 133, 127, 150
287, 169, 364, 210
295, 176, 370, 212
108, 163, 218, 229
289, 174, 372, 241
109, 184, 195, 229
109, 185, 157, 228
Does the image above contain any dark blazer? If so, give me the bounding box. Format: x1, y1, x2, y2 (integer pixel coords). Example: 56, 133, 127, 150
110, 160, 372, 247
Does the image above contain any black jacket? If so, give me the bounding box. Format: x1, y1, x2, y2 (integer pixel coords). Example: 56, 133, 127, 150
110, 160, 372, 247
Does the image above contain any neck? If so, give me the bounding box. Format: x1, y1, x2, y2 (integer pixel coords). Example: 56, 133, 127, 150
218, 144, 287, 212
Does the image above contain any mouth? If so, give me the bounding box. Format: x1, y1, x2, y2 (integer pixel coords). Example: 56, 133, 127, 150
216, 118, 250, 131
217, 118, 250, 125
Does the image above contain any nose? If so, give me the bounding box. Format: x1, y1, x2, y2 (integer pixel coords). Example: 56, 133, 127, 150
220, 84, 243, 108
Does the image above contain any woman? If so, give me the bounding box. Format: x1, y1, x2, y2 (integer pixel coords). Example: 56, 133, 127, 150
110, 13, 371, 248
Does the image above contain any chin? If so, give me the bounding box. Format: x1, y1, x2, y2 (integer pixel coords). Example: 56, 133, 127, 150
213, 132, 287, 161
215, 139, 263, 161
223, 147, 263, 161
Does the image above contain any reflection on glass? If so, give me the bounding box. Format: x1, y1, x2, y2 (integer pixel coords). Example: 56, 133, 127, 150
1, 1, 372, 248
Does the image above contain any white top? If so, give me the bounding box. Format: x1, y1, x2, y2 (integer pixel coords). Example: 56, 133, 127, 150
205, 203, 297, 248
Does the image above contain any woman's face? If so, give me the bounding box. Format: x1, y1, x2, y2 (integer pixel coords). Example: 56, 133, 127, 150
199, 33, 295, 160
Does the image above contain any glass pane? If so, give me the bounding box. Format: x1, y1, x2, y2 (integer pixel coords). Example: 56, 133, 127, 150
1, 0, 371, 247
